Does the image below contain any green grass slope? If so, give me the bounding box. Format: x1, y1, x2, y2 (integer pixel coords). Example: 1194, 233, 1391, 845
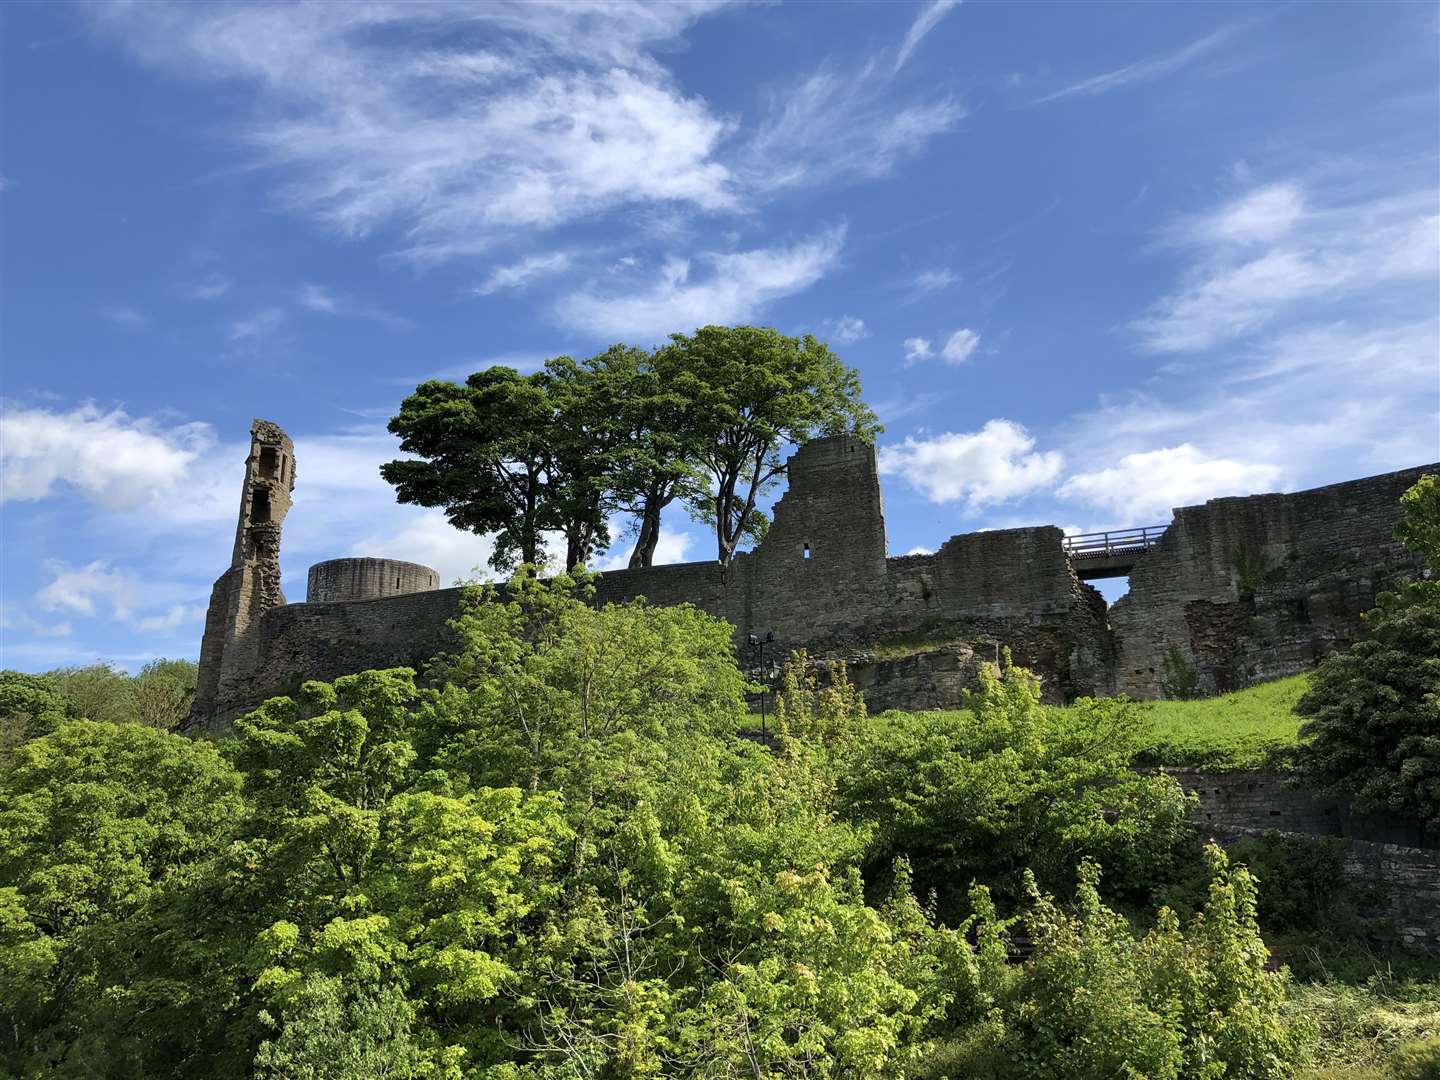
1128, 673, 1310, 771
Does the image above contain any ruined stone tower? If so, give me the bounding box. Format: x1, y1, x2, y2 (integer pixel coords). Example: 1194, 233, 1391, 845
186, 419, 295, 733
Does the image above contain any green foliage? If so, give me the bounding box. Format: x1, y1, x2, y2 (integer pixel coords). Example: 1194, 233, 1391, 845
1395, 473, 1440, 572
383, 324, 880, 572
658, 324, 881, 564
1296, 589, 1440, 833
0, 660, 199, 760
839, 655, 1196, 914
0, 670, 75, 761
947, 846, 1308, 1080
1, 573, 1326, 1078
0, 720, 242, 1074
382, 364, 613, 571
1162, 642, 1203, 700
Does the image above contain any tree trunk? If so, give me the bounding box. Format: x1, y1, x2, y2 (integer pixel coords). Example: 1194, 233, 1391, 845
627, 497, 663, 569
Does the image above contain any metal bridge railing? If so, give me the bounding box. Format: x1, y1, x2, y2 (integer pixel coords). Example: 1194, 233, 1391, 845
1063, 525, 1168, 559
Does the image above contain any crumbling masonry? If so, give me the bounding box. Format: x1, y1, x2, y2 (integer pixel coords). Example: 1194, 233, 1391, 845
187, 419, 1435, 735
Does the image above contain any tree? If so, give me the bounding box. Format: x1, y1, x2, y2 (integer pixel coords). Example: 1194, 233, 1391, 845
382, 365, 610, 573
0, 721, 242, 1075
133, 658, 199, 730
565, 344, 704, 569
1295, 474, 1440, 838
656, 326, 881, 565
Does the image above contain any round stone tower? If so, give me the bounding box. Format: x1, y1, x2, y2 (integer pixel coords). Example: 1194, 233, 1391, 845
306, 558, 440, 603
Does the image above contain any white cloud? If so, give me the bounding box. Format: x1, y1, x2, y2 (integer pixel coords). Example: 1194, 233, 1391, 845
1032, 25, 1238, 105
298, 283, 338, 313
474, 252, 573, 295
743, 62, 964, 193
905, 545, 934, 556
1059, 445, 1284, 521
910, 268, 958, 294
594, 527, 694, 571
940, 328, 981, 364
36, 560, 141, 620
135, 604, 208, 633
824, 315, 869, 344
903, 328, 980, 365
184, 273, 233, 300
878, 420, 1064, 506
0, 403, 214, 510
1195, 182, 1306, 247
296, 283, 411, 329
894, 0, 962, 73
230, 307, 286, 340
91, 2, 739, 262
1136, 181, 1438, 353
903, 337, 933, 363
555, 226, 846, 340
100, 304, 148, 327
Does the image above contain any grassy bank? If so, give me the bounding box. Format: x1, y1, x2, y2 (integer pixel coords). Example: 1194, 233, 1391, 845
1130, 673, 1310, 770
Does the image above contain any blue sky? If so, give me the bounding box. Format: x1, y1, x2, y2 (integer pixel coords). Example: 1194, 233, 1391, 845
2, 0, 1437, 672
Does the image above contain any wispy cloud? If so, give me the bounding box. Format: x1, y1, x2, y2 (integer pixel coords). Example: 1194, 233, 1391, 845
183, 273, 232, 300
894, 0, 962, 73
1032, 25, 1238, 105
1135, 180, 1437, 353
229, 307, 286, 341
822, 315, 869, 344
555, 226, 846, 340
99, 304, 147, 327
903, 337, 932, 363
91, 3, 739, 262
297, 283, 412, 329
743, 61, 964, 193
473, 252, 573, 295
910, 267, 958, 294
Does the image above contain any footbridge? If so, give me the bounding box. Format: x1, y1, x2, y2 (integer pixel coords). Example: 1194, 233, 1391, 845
1063, 525, 1167, 580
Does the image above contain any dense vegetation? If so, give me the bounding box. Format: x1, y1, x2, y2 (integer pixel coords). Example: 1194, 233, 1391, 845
2, 573, 1318, 1079
3, 481, 1435, 1076
382, 325, 880, 571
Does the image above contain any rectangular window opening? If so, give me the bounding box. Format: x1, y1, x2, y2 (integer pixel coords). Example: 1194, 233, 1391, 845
802, 543, 812, 560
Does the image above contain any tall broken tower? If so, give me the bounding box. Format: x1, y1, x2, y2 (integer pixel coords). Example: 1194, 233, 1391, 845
186, 419, 295, 733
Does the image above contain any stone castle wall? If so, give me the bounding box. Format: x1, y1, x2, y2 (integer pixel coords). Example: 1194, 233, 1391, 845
188, 420, 1434, 732
1165, 767, 1439, 950
1110, 465, 1433, 698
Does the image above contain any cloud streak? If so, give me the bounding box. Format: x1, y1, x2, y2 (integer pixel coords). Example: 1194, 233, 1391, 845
1032, 25, 1238, 105
894, 0, 962, 73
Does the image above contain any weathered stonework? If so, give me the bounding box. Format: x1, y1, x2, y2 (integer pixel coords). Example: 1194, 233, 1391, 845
1164, 768, 1440, 950
188, 419, 296, 731
1110, 467, 1434, 698
187, 421, 1434, 734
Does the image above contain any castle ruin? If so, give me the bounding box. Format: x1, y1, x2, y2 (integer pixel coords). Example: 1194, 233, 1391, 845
187, 419, 1435, 734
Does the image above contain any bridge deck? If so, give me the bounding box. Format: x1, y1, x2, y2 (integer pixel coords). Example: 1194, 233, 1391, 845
1063, 525, 1167, 581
